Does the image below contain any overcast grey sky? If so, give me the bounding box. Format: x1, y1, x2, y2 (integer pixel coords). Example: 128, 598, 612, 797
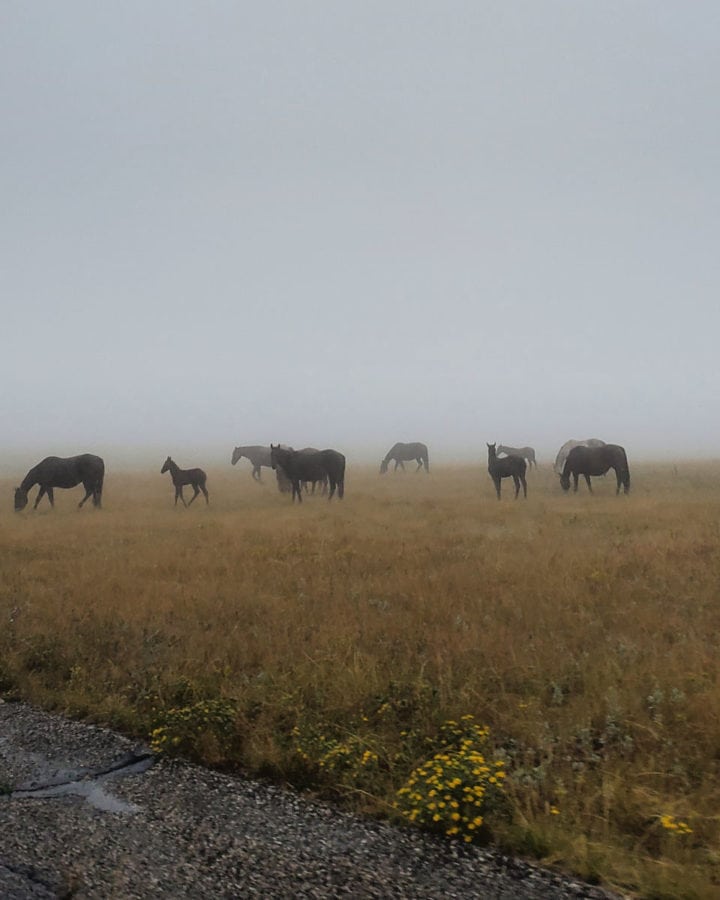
2, 2, 718, 464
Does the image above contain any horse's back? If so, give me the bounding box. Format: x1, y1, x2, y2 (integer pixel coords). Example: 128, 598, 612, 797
389, 442, 427, 459
35, 454, 104, 487
566, 444, 622, 475
319, 449, 346, 475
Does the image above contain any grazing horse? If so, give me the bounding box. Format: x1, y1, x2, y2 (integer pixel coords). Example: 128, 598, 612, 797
487, 443, 527, 500
560, 444, 630, 495
380, 442, 429, 474
14, 454, 105, 511
554, 438, 606, 474
161, 457, 209, 506
270, 445, 345, 502
497, 445, 537, 469
231, 445, 272, 482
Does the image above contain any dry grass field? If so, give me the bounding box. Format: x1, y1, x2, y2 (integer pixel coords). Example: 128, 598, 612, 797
2, 461, 720, 897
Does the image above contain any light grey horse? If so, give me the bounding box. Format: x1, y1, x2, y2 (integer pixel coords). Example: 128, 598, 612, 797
497, 445, 537, 469
554, 439, 606, 475
231, 445, 273, 482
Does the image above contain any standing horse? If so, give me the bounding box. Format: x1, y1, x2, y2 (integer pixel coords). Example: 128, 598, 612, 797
161, 457, 209, 506
271, 447, 328, 494
554, 439, 606, 474
487, 443, 527, 500
231, 445, 273, 482
497, 445, 537, 469
560, 444, 630, 495
14, 454, 105, 511
270, 445, 345, 502
380, 442, 429, 474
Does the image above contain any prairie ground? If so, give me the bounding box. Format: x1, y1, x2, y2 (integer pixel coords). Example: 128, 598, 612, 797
1, 461, 720, 897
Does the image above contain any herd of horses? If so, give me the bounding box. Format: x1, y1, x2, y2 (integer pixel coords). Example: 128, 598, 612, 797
11, 439, 630, 511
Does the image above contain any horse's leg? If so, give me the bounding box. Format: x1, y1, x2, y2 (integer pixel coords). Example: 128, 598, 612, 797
201, 483, 209, 504
46, 487, 55, 508
512, 475, 520, 499
188, 485, 200, 505
493, 476, 501, 500
520, 474, 527, 498
327, 477, 336, 501
584, 474, 593, 494
415, 459, 422, 472
78, 482, 93, 507
292, 480, 302, 503
176, 486, 187, 507
34, 486, 46, 509
573, 474, 579, 493
252, 466, 261, 482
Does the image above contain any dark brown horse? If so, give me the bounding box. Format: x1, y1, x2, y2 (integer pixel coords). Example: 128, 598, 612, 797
272, 447, 328, 495
14, 454, 105, 511
161, 457, 209, 506
270, 445, 345, 502
487, 443, 527, 500
560, 444, 630, 495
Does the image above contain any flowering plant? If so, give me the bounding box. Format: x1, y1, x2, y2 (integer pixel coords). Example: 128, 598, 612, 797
395, 715, 506, 842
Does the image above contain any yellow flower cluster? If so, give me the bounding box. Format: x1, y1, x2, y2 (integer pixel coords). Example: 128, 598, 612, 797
150, 699, 236, 756
395, 716, 505, 844
292, 727, 380, 782
660, 815, 693, 835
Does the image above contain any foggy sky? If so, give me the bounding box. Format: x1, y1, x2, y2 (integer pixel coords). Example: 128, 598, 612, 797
2, 2, 719, 466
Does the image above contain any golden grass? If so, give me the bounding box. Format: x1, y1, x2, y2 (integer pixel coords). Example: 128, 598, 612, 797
2, 462, 720, 897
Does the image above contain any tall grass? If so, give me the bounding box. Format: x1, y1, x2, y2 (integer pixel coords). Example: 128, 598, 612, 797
2, 462, 720, 897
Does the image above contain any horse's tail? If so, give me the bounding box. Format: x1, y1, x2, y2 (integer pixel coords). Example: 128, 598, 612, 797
621, 448, 630, 492
337, 456, 346, 498
94, 463, 105, 507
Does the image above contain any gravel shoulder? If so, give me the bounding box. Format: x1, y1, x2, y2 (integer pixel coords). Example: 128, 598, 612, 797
0, 701, 624, 899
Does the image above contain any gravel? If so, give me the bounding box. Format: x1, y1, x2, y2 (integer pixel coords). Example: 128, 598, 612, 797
0, 701, 624, 899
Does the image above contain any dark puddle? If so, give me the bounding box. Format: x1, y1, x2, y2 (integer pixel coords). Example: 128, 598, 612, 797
8, 750, 154, 814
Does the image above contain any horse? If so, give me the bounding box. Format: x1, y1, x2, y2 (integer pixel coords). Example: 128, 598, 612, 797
231, 445, 273, 482
487, 443, 527, 500
271, 447, 328, 495
161, 456, 209, 506
380, 442, 429, 474
560, 444, 630, 495
14, 454, 105, 511
554, 439, 606, 474
497, 445, 537, 469
270, 445, 345, 502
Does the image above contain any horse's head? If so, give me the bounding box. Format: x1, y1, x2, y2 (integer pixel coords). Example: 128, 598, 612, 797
269, 444, 281, 470
14, 487, 28, 511
161, 456, 172, 474
486, 442, 497, 459
231, 447, 243, 466
559, 472, 571, 492
379, 458, 389, 475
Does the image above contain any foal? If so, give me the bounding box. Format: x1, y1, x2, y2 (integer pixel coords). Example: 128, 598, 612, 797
487, 443, 527, 500
161, 457, 209, 506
